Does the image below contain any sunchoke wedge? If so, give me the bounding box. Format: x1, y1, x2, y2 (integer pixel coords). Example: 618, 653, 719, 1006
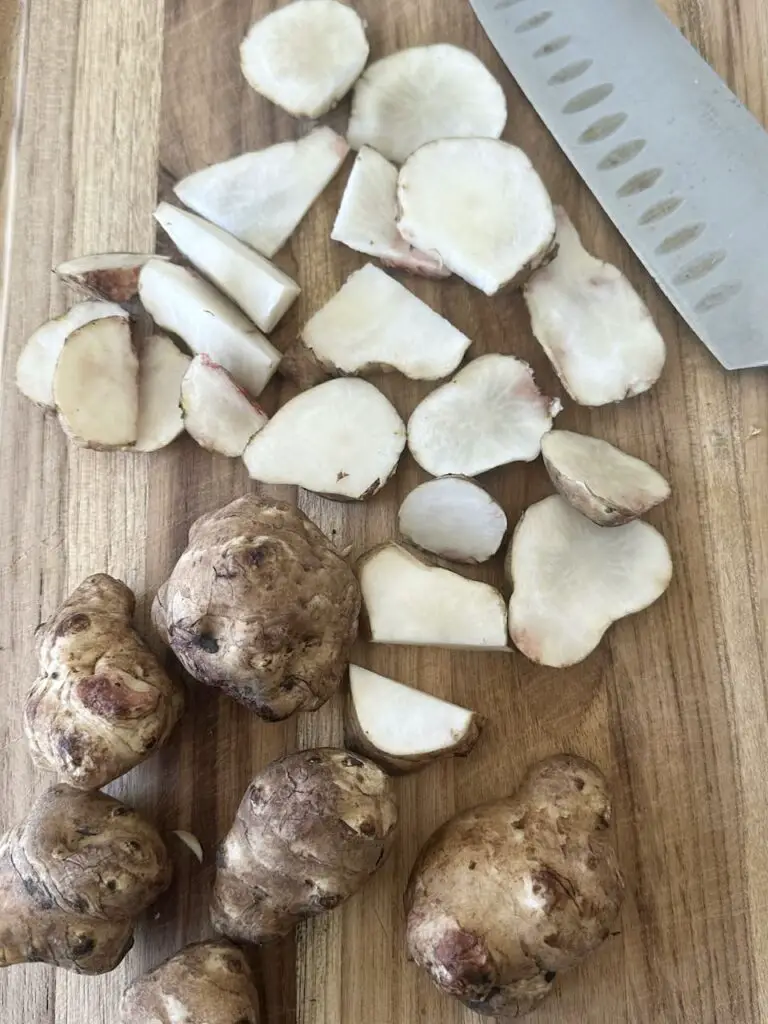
240, 0, 369, 118
405, 754, 625, 1017
507, 495, 673, 667
331, 146, 449, 276
408, 354, 559, 478
359, 543, 508, 650
244, 377, 406, 499
542, 430, 671, 526
524, 208, 667, 405
211, 748, 398, 944
174, 127, 349, 257
0, 785, 172, 974
153, 496, 361, 721
300, 264, 471, 380
134, 333, 190, 453
344, 664, 483, 774
398, 477, 507, 563
181, 356, 268, 458
24, 574, 184, 789
398, 138, 556, 295
55, 252, 158, 306
347, 44, 507, 163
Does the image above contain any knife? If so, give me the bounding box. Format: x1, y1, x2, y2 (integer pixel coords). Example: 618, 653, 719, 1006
469, 0, 768, 370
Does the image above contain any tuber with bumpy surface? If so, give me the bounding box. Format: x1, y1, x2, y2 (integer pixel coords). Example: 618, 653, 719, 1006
181, 356, 268, 458
211, 748, 398, 943
55, 253, 160, 306
0, 785, 172, 974
121, 940, 260, 1023
405, 754, 624, 1017
152, 496, 361, 721
24, 574, 184, 789
398, 477, 507, 563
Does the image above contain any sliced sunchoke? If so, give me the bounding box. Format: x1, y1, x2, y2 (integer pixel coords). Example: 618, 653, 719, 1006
174, 127, 349, 258
344, 664, 483, 774
0, 785, 172, 973
358, 543, 509, 650
243, 377, 406, 500
542, 430, 671, 526
138, 259, 281, 397
55, 253, 159, 306
347, 45, 507, 164
240, 0, 369, 118
134, 333, 190, 453
506, 495, 673, 667
398, 138, 556, 295
181, 355, 268, 457
155, 202, 300, 333
331, 146, 448, 276
398, 477, 507, 563
300, 264, 470, 380
524, 208, 667, 405
407, 354, 559, 477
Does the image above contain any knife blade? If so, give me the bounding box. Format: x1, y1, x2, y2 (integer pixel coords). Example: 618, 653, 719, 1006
469, 0, 768, 370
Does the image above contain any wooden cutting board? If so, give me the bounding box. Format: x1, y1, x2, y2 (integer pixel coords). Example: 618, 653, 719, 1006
2, 1, 767, 1022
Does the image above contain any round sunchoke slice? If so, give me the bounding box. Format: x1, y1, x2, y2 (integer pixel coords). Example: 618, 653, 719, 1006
397, 138, 556, 296
407, 354, 559, 478
347, 45, 507, 164
0, 785, 172, 974
541, 430, 671, 526
240, 0, 369, 118
23, 574, 185, 789
134, 333, 190, 453
398, 477, 507, 563
405, 754, 625, 1018
152, 495, 361, 721
506, 495, 673, 667
120, 940, 260, 1023
211, 748, 398, 943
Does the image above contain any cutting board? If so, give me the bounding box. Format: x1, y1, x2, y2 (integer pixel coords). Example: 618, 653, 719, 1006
2, 1, 768, 1022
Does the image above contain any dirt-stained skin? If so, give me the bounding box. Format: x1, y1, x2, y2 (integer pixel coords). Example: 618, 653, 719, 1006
211, 748, 398, 944
23, 574, 184, 789
152, 495, 361, 721
0, 785, 172, 974
405, 754, 624, 1017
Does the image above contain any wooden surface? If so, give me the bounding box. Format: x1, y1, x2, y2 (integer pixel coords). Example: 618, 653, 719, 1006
1, 1, 767, 1022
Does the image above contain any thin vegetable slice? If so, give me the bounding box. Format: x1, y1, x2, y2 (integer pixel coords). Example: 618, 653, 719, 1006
398, 477, 507, 563
134, 334, 190, 453
55, 253, 160, 306
181, 355, 268, 458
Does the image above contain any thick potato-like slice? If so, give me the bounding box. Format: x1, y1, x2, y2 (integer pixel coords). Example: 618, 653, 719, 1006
398, 477, 507, 563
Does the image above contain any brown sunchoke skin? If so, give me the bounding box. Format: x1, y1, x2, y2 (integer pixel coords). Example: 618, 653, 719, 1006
0, 785, 172, 974
211, 748, 398, 943
121, 940, 260, 1023
24, 574, 185, 789
152, 496, 361, 721
405, 754, 624, 1018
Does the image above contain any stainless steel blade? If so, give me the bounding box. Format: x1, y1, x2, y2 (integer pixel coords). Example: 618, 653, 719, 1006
469, 0, 768, 369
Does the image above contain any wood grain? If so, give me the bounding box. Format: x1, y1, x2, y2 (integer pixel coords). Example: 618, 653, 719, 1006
1, 1, 767, 1022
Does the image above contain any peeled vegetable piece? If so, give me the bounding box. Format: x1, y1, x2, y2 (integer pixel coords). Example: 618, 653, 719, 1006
152, 496, 361, 721
524, 208, 667, 405
331, 146, 448, 276
408, 354, 559, 478
541, 430, 671, 526
300, 264, 470, 380
405, 754, 624, 1018
358, 543, 508, 650
53, 316, 139, 449
55, 253, 159, 306
155, 202, 300, 333
398, 477, 507, 563
398, 138, 555, 295
344, 664, 483, 774
138, 259, 281, 397
181, 356, 268, 458
120, 941, 260, 1024
240, 0, 369, 118
23, 574, 184, 789
16, 300, 127, 408
347, 45, 507, 164
211, 748, 397, 943
507, 495, 673, 667
244, 377, 406, 500
134, 334, 190, 453
0, 785, 172, 974
175, 127, 349, 258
